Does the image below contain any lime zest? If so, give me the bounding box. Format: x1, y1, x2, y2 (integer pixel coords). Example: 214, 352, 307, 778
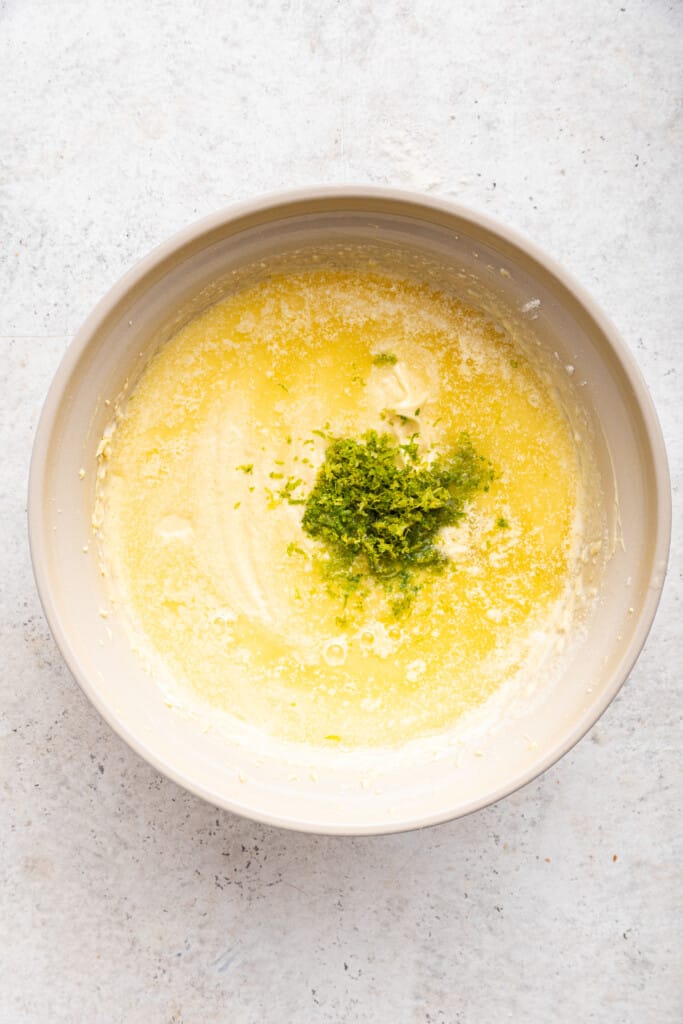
301, 430, 493, 612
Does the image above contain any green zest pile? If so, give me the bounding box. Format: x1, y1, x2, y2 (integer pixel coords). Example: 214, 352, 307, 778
301, 430, 493, 611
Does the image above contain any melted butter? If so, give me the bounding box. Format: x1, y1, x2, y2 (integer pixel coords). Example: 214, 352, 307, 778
98, 268, 583, 747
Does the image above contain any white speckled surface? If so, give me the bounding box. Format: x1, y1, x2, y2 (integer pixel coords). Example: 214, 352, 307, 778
1, 2, 681, 1021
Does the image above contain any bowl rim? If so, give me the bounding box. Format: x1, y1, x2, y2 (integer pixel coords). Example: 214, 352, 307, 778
28, 186, 672, 835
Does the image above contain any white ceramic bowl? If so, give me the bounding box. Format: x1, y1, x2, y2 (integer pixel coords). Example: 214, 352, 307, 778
29, 188, 671, 834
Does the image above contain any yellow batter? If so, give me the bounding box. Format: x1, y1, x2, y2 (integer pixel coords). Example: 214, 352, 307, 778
96, 268, 581, 747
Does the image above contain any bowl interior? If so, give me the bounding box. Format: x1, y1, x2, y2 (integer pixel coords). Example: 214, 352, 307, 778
30, 193, 670, 833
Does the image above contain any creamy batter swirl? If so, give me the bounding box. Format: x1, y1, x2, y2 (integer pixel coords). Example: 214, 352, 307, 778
96, 268, 585, 747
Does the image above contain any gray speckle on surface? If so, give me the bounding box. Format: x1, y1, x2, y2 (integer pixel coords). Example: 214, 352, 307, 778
1, 2, 681, 1022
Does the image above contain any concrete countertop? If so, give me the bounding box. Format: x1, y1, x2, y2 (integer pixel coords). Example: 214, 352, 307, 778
1, 2, 681, 1021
